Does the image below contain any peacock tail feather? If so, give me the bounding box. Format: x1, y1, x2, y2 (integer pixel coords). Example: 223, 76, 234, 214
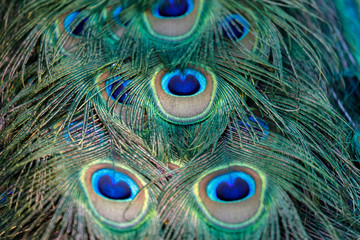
0, 0, 360, 239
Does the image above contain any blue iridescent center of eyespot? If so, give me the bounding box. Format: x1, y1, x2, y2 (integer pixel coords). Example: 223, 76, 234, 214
106, 77, 131, 104
64, 11, 89, 36
207, 172, 256, 202
161, 69, 206, 96
222, 14, 249, 41
92, 169, 139, 201
98, 175, 131, 199
153, 0, 194, 18
168, 74, 200, 95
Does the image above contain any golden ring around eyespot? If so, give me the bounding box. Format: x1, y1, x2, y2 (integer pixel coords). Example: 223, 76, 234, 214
81, 162, 149, 229
151, 65, 217, 124
143, 0, 203, 41
194, 165, 265, 230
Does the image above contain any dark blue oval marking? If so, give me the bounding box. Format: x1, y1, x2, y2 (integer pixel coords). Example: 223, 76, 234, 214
216, 177, 250, 201
64, 11, 89, 36
98, 175, 132, 200
207, 172, 256, 202
153, 0, 194, 18
221, 14, 249, 41
168, 73, 200, 96
91, 169, 139, 201
106, 77, 131, 104
161, 69, 206, 97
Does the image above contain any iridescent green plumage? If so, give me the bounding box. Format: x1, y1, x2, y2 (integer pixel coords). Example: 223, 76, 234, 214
1, 0, 360, 239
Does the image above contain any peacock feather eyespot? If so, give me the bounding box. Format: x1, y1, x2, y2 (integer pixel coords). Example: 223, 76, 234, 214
96, 72, 129, 107
143, 0, 203, 40
151, 65, 217, 124
106, 76, 132, 104
95, 71, 147, 128
153, 0, 194, 18
206, 172, 256, 202
54, 10, 90, 52
194, 165, 265, 230
221, 14, 250, 42
64, 11, 89, 37
92, 168, 139, 201
81, 162, 149, 229
161, 69, 206, 96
